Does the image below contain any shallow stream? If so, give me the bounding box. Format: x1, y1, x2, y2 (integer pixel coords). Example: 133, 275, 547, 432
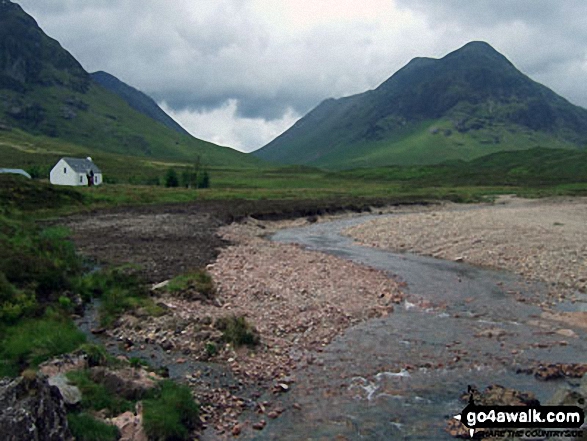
251, 214, 587, 440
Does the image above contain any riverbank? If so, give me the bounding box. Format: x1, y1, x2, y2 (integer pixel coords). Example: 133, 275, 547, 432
59, 201, 410, 437
345, 196, 587, 303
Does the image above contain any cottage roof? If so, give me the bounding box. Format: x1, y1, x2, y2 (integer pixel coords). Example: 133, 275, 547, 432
0, 168, 31, 178
62, 158, 102, 174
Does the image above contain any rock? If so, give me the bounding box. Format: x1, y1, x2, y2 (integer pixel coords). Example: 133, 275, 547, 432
91, 327, 107, 335
267, 410, 280, 419
48, 374, 82, 408
89, 367, 159, 400
0, 374, 73, 441
151, 280, 170, 290
474, 328, 508, 338
252, 420, 266, 430
231, 424, 242, 436
160, 339, 174, 351
110, 405, 147, 441
38, 355, 87, 377
556, 328, 578, 338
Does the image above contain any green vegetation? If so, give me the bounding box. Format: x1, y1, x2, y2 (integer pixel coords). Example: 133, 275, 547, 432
143, 380, 200, 441
0, 1, 261, 170
67, 413, 120, 441
0, 312, 86, 377
164, 168, 180, 188
75, 267, 164, 327
0, 206, 88, 375
215, 315, 260, 348
167, 270, 215, 301
255, 42, 587, 169
66, 369, 134, 416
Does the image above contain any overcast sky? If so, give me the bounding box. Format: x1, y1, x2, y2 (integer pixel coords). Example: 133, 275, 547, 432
17, 0, 587, 152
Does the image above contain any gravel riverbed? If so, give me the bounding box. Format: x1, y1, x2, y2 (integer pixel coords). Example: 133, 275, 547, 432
345, 196, 587, 301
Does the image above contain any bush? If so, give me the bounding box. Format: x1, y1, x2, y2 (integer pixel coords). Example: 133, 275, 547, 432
0, 272, 37, 324
66, 369, 133, 416
198, 171, 210, 189
67, 413, 119, 441
0, 218, 82, 306
214, 315, 260, 347
164, 168, 179, 188
78, 344, 109, 367
143, 380, 199, 441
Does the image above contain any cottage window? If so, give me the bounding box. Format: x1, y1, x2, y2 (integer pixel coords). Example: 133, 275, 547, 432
80, 176, 83, 183
64, 167, 67, 174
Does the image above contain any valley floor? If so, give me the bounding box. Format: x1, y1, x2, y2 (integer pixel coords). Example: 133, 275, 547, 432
60, 196, 587, 438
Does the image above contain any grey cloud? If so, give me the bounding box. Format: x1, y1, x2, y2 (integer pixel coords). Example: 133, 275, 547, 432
17, 0, 414, 121
15, 0, 587, 134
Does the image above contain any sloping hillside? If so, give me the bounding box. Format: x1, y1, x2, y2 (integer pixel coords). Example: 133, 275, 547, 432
255, 42, 587, 168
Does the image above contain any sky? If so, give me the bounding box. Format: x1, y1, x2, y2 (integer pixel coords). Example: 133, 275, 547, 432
17, 0, 587, 152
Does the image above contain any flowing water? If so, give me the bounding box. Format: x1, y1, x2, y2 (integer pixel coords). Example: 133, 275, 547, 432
249, 215, 587, 440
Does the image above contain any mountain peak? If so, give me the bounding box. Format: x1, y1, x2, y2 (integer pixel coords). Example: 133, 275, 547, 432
444, 41, 514, 68
255, 41, 587, 168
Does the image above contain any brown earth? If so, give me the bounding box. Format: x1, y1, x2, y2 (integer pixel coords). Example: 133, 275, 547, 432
58, 198, 406, 283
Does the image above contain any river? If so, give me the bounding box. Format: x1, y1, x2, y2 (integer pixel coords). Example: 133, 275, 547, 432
249, 214, 587, 440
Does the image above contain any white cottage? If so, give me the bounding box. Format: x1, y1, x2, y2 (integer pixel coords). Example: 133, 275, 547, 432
50, 157, 103, 187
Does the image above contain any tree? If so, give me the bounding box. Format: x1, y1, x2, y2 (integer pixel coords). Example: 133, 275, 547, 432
198, 170, 210, 189
164, 168, 179, 188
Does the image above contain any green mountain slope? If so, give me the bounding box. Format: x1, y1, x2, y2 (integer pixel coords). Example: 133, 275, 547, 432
0, 0, 259, 167
91, 71, 190, 136
254, 42, 587, 168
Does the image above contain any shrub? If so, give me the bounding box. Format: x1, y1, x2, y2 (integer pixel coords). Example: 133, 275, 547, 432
214, 315, 260, 348
164, 168, 179, 188
67, 413, 119, 441
204, 342, 217, 357
66, 369, 133, 416
78, 344, 109, 367
143, 380, 199, 441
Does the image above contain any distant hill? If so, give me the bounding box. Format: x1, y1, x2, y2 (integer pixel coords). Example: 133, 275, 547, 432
0, 0, 259, 167
254, 41, 587, 168
90, 71, 190, 136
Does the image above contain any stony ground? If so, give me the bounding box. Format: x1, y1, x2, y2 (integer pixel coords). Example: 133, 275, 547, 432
345, 196, 587, 300
77, 214, 404, 437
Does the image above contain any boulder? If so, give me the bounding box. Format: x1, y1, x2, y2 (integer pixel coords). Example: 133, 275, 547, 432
0, 374, 73, 441
89, 367, 158, 400
48, 374, 82, 408
109, 404, 147, 441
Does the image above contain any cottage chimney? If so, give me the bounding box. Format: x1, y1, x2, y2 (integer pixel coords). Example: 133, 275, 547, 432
86, 157, 92, 162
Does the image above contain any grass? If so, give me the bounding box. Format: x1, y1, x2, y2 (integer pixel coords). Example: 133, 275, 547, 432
166, 270, 215, 301
215, 315, 260, 348
0, 312, 86, 377
143, 380, 200, 441
66, 369, 134, 416
67, 413, 120, 441
75, 267, 164, 327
